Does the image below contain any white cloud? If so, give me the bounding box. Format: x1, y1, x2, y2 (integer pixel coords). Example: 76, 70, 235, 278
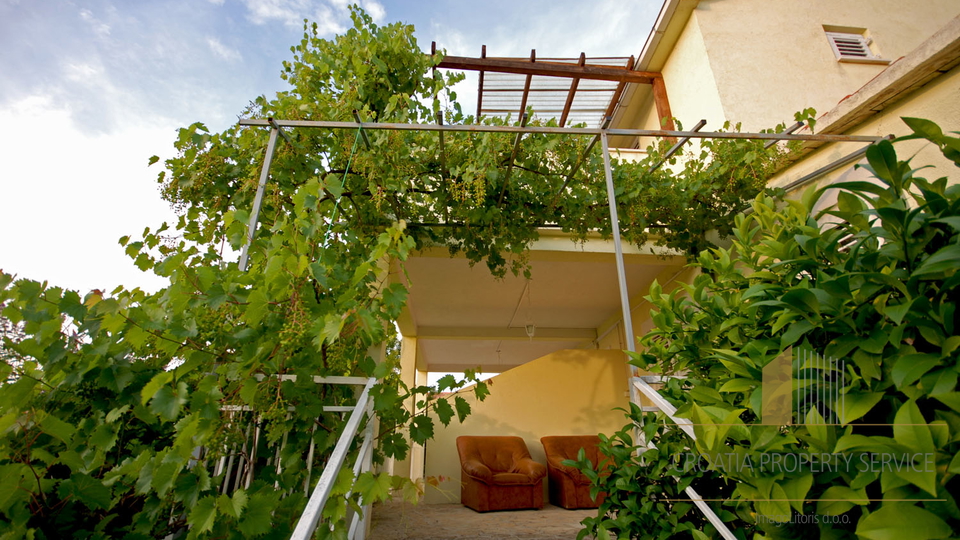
241, 0, 313, 27
239, 0, 374, 32
0, 95, 178, 293
63, 60, 105, 82
361, 0, 385, 23
207, 0, 225, 4
207, 36, 242, 62
79, 8, 111, 38
313, 4, 345, 35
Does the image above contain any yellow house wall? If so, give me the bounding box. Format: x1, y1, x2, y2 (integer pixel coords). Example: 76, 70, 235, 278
422, 348, 630, 504
660, 11, 727, 130
691, 0, 960, 131
632, 11, 726, 150
769, 64, 960, 202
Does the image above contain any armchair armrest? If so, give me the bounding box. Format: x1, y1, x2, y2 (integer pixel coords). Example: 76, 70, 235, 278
551, 455, 594, 484
515, 458, 547, 480
461, 459, 493, 481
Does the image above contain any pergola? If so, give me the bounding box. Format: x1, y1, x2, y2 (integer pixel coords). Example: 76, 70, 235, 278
237, 51, 886, 539
433, 43, 675, 131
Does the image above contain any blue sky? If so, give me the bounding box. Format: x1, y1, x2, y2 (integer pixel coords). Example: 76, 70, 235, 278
0, 0, 661, 293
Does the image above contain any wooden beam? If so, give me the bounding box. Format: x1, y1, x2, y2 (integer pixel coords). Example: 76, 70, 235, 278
603, 56, 635, 119
517, 49, 535, 120
476, 45, 486, 119
651, 75, 676, 134
559, 53, 586, 127
439, 55, 658, 84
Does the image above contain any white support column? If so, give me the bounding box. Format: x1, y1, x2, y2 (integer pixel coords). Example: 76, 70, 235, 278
600, 126, 640, 408
239, 126, 280, 271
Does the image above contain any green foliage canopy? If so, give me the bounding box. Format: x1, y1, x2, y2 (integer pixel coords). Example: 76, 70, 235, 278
0, 7, 794, 538
577, 119, 960, 539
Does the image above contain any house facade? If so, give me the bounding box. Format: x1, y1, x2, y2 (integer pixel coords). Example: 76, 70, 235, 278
394, 0, 960, 504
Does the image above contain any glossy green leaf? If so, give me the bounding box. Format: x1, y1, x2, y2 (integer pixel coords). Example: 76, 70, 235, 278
817, 485, 867, 516
755, 483, 791, 523
38, 413, 75, 444
781, 473, 812, 513
856, 503, 951, 540
838, 392, 884, 425
894, 400, 935, 455
914, 244, 960, 276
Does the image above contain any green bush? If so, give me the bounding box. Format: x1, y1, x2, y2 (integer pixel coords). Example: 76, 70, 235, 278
577, 118, 960, 539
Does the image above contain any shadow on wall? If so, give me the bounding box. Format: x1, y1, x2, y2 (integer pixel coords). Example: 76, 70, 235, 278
422, 349, 633, 504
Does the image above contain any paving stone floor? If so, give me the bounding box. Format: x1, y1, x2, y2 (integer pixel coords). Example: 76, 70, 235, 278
369, 500, 596, 540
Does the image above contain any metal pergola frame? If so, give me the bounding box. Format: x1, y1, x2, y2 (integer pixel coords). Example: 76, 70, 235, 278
237, 115, 885, 540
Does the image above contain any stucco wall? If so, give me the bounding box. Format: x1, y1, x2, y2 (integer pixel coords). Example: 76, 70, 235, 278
692, 0, 960, 131
422, 348, 630, 504
769, 63, 960, 201
660, 11, 727, 130
635, 11, 726, 150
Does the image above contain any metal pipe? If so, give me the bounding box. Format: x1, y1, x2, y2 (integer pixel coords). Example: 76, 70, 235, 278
780, 139, 889, 193
600, 127, 635, 355
498, 112, 528, 205
246, 416, 261, 489
685, 485, 739, 540
290, 378, 376, 540
238, 118, 885, 143
476, 45, 486, 119
238, 126, 280, 271
551, 116, 611, 207
347, 403, 377, 540
600, 121, 643, 417
303, 425, 317, 496
648, 118, 706, 173
351, 110, 372, 149
268, 117, 293, 145
437, 111, 447, 178
634, 399, 737, 539
764, 121, 804, 149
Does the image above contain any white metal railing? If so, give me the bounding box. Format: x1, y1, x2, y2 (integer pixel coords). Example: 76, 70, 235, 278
290, 377, 377, 540
631, 376, 736, 540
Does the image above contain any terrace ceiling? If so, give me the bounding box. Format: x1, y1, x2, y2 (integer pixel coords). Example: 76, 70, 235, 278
394, 232, 688, 374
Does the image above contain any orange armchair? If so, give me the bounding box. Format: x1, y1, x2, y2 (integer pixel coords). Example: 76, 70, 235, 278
540, 435, 608, 509
456, 436, 547, 512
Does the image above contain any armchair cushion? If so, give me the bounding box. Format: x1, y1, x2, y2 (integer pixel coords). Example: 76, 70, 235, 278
540, 435, 608, 509
456, 436, 545, 512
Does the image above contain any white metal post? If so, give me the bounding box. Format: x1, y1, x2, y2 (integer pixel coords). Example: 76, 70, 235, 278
600, 126, 640, 411
603, 125, 736, 540
239, 126, 280, 271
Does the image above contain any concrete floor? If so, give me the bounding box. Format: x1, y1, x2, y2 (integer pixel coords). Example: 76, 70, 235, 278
369, 501, 597, 540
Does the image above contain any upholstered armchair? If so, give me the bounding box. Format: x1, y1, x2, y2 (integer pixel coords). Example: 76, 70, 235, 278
540, 435, 608, 509
456, 436, 547, 512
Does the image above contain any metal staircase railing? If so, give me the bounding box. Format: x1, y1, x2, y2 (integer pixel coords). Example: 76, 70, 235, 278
631, 375, 736, 540
290, 377, 377, 540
